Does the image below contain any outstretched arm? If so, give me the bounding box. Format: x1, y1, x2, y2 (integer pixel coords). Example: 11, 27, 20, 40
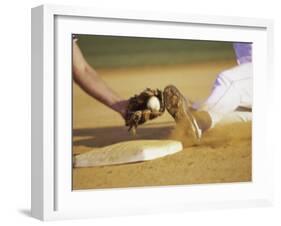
72, 41, 128, 118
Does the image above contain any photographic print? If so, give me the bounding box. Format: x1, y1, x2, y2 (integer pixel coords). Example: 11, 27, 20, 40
72, 35, 252, 190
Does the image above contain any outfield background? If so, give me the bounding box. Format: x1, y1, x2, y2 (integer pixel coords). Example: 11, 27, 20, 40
77, 35, 236, 68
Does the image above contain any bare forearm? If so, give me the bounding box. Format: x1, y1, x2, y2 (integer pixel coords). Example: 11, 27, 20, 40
73, 65, 120, 108
72, 41, 128, 118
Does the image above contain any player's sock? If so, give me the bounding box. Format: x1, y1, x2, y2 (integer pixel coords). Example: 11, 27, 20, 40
191, 110, 212, 132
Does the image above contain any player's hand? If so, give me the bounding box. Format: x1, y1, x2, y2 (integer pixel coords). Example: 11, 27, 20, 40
125, 88, 165, 134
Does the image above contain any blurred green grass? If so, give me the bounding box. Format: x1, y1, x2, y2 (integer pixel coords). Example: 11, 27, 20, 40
76, 35, 235, 68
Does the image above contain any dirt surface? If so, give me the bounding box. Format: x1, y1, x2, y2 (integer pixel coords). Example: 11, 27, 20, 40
72, 60, 252, 190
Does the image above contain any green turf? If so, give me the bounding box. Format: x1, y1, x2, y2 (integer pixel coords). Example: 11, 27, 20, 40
76, 34, 236, 68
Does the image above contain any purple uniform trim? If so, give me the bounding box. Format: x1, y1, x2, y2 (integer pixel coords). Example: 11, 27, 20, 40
233, 43, 252, 64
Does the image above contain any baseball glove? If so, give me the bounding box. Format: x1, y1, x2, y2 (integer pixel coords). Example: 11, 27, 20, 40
125, 88, 165, 134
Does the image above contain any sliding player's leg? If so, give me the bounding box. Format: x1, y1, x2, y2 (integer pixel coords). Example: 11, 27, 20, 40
164, 63, 252, 143
194, 62, 253, 128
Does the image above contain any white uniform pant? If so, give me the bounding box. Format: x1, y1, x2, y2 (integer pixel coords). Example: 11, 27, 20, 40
195, 63, 253, 127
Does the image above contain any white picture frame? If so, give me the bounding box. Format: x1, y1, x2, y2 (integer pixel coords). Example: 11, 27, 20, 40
31, 4, 274, 221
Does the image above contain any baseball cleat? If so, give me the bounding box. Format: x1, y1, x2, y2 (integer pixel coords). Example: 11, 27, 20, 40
164, 85, 202, 142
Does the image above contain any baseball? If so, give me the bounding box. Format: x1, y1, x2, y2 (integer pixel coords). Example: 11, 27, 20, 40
147, 96, 161, 111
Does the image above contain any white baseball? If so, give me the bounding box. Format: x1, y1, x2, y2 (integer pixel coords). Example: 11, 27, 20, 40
147, 96, 161, 111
